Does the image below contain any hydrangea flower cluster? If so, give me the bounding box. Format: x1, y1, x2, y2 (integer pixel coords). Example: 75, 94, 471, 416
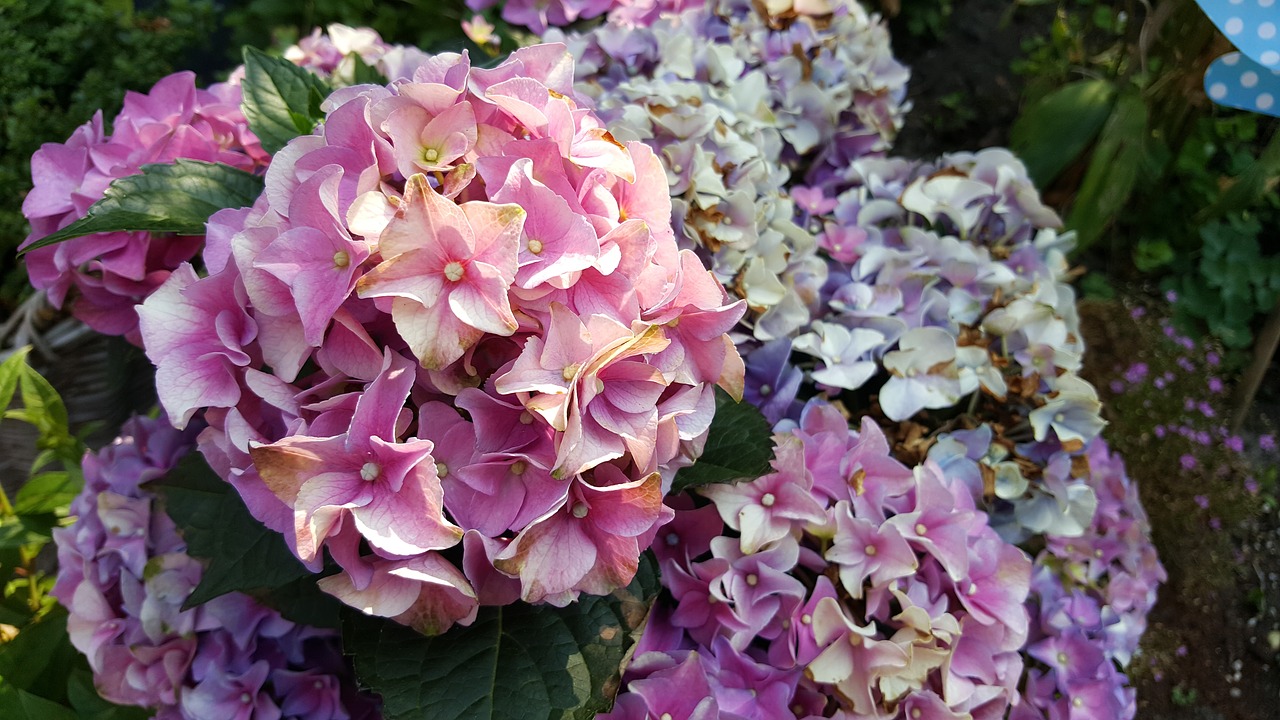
604, 398, 1032, 719
51, 416, 377, 720
283, 24, 433, 86
729, 149, 1103, 543
467, 0, 701, 34
1015, 437, 1165, 720
547, 0, 907, 343
137, 44, 745, 631
19, 72, 268, 344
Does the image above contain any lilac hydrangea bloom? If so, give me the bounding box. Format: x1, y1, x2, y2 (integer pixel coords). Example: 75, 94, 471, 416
608, 399, 1032, 719
52, 416, 378, 720
1018, 438, 1165, 720
20, 72, 268, 344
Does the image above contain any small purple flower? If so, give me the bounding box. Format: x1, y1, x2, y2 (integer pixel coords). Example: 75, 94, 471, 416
1261, 435, 1277, 452
1208, 377, 1224, 394
1109, 380, 1124, 394
1123, 362, 1148, 384
1130, 306, 1146, 319
1198, 402, 1216, 418
1194, 495, 1209, 510
1154, 425, 1165, 439
1207, 351, 1221, 366
1210, 517, 1222, 531
743, 338, 804, 424
1154, 378, 1166, 390
1177, 357, 1195, 372
1180, 454, 1198, 471
1225, 436, 1244, 453
1246, 477, 1260, 495
1165, 290, 1178, 302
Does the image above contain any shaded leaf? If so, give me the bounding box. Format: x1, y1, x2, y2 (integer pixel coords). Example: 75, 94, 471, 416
0, 688, 77, 720
259, 570, 346, 630
344, 555, 661, 720
0, 606, 74, 691
1010, 79, 1117, 187
19, 160, 263, 253
1067, 89, 1149, 252
671, 386, 774, 493
1133, 239, 1174, 272
0, 515, 55, 549
242, 46, 331, 154
351, 54, 388, 86
148, 454, 312, 608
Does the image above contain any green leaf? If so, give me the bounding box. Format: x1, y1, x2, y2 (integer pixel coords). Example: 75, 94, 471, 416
15, 360, 67, 434
258, 571, 345, 629
13, 472, 81, 516
1067, 89, 1149, 252
0, 688, 77, 720
344, 555, 661, 720
1133, 239, 1175, 272
241, 46, 331, 155
1010, 79, 1117, 188
19, 160, 264, 253
0, 605, 73, 691
148, 454, 313, 608
670, 386, 774, 493
0, 515, 54, 549
351, 54, 388, 86
0, 347, 31, 416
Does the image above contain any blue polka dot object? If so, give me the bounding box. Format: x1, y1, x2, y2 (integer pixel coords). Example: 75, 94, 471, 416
1204, 51, 1280, 116
1196, 0, 1280, 69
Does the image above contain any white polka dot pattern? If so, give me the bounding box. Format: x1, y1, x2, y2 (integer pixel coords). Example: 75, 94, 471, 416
1203, 51, 1280, 116
1196, 0, 1280, 68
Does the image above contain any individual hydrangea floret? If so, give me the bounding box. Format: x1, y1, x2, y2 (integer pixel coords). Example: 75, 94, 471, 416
138, 44, 745, 630
51, 416, 377, 720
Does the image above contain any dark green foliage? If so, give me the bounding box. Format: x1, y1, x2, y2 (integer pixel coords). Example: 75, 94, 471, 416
1010, 0, 1280, 356
21, 160, 265, 253
670, 387, 775, 493
147, 453, 316, 609
1168, 215, 1280, 350
219, 0, 473, 60
0, 0, 217, 310
343, 555, 661, 720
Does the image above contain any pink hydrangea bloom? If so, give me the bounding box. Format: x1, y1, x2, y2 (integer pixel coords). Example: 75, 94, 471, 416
21, 72, 268, 344
138, 44, 744, 631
